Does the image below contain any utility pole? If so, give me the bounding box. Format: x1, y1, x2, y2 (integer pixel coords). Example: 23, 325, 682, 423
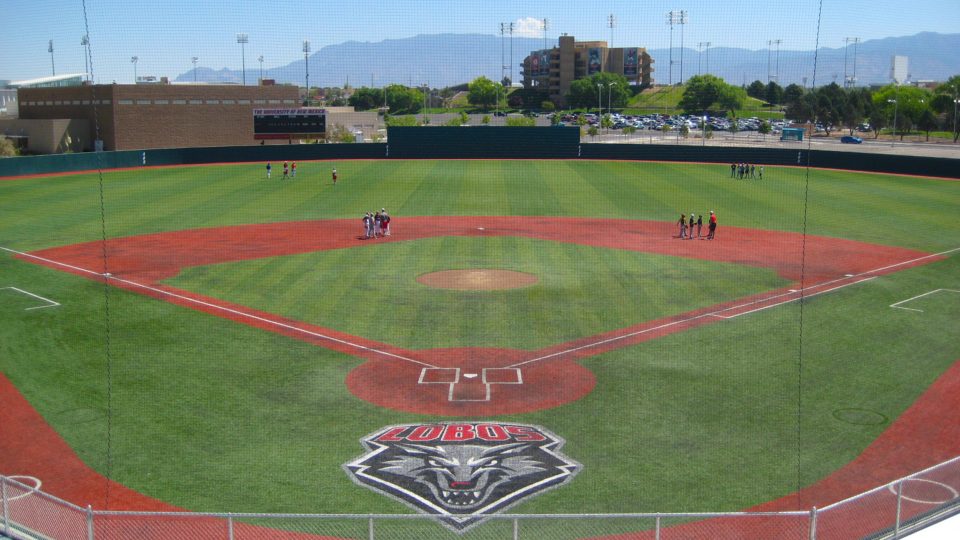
772, 39, 782, 84
678, 10, 687, 84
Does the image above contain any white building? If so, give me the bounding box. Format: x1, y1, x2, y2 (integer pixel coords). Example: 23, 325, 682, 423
890, 55, 909, 84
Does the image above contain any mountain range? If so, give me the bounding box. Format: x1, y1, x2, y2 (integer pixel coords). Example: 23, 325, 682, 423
176, 32, 960, 89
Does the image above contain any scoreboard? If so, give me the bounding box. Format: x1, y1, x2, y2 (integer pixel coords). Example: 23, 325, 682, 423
253, 108, 326, 139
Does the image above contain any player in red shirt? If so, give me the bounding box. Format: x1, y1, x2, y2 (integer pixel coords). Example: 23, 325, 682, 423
707, 211, 717, 240
282, 161, 289, 180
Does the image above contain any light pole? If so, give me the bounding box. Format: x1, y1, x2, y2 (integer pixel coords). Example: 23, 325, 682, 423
303, 40, 311, 100
422, 83, 429, 124
81, 36, 90, 81
542, 18, 549, 51
953, 94, 959, 144
48, 40, 56, 76
509, 22, 515, 85
698, 42, 710, 75
888, 96, 899, 147
258, 55, 264, 83
678, 10, 687, 84
666, 11, 675, 85
608, 82, 617, 133
236, 33, 248, 85
131, 56, 138, 83
597, 83, 603, 124
192, 56, 198, 82
773, 39, 782, 83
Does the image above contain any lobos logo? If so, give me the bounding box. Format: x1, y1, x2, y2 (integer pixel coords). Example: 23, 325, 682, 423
344, 422, 580, 531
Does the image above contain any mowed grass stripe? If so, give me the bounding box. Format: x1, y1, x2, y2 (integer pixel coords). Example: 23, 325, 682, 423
165, 236, 789, 350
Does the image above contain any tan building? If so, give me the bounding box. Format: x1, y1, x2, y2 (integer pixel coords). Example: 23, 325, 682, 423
521, 35, 654, 107
13, 84, 382, 152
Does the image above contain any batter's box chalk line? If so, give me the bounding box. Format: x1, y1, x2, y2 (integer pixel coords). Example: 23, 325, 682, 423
890, 289, 960, 313
1, 286, 60, 310
418, 367, 523, 402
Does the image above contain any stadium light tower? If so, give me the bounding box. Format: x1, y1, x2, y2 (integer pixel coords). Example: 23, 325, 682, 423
48, 40, 56, 76
665, 11, 686, 85
191, 56, 198, 82
499, 23, 508, 85
303, 40, 311, 98
258, 55, 264, 83
608, 14, 615, 49
81, 36, 90, 81
542, 18, 549, 51
131, 56, 138, 83
236, 33, 248, 85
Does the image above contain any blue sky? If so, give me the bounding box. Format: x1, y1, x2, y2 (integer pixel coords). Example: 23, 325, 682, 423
2, 0, 958, 84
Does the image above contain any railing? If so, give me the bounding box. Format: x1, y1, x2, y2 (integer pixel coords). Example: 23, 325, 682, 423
2, 455, 959, 539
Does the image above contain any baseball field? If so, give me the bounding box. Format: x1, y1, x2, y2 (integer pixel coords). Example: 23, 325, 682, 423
1, 158, 959, 537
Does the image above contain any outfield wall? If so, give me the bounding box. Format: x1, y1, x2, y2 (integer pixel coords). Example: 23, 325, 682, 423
1, 128, 958, 179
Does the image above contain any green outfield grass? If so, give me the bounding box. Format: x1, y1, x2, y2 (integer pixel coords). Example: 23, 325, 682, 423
1, 159, 959, 538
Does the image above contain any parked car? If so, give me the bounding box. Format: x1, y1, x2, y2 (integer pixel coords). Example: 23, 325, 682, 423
840, 135, 863, 144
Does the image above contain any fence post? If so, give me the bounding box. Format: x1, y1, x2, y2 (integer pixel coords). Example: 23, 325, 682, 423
227, 516, 234, 540
368, 516, 374, 540
86, 505, 95, 540
655, 513, 661, 540
895, 480, 904, 538
2, 477, 9, 536
513, 517, 519, 540
808, 506, 818, 540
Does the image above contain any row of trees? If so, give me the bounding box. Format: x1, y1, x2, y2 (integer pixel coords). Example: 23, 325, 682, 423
783, 76, 959, 141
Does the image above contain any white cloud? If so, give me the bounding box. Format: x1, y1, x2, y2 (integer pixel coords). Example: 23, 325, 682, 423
511, 17, 545, 38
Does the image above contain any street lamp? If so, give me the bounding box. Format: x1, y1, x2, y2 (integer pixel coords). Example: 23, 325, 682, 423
608, 82, 618, 133
258, 55, 264, 83
953, 95, 959, 144
131, 56, 138, 83
192, 56, 198, 82
888, 97, 898, 146
303, 41, 311, 100
236, 33, 248, 85
597, 83, 603, 123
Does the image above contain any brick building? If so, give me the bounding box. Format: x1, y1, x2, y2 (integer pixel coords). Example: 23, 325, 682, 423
521, 35, 655, 107
15, 84, 302, 151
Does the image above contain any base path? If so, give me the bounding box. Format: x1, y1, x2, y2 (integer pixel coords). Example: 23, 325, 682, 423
20, 216, 937, 416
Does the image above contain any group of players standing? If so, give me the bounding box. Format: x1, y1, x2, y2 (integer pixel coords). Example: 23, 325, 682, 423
731, 162, 763, 179
362, 210, 391, 239
265, 162, 339, 185
677, 211, 717, 240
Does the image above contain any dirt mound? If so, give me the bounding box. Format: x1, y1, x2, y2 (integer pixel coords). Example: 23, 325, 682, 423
417, 269, 538, 290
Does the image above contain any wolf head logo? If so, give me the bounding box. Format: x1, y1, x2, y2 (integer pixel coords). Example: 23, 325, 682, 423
344, 423, 580, 532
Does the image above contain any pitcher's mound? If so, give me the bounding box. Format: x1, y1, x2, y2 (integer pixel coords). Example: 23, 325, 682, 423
417, 269, 539, 290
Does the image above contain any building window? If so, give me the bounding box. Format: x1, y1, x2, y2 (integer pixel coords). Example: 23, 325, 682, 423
282, 99, 296, 104
81, 100, 90, 105
154, 99, 169, 105
173, 99, 186, 105
189, 99, 203, 105
222, 99, 235, 104
136, 100, 151, 105
206, 100, 220, 104
254, 99, 267, 104
238, 99, 251, 104
268, 99, 281, 104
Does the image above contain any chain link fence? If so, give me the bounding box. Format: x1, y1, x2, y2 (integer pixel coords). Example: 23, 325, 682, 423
3, 455, 958, 540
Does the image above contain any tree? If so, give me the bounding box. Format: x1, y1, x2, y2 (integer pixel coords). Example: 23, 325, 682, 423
679, 74, 723, 113
565, 73, 630, 110
758, 120, 772, 136
482, 115, 490, 125
347, 87, 384, 111
541, 101, 555, 112
327, 123, 356, 143
467, 76, 501, 110
917, 108, 939, 141
783, 84, 804, 106
587, 126, 599, 137
746, 80, 766, 100
932, 74, 960, 142
0, 137, 17, 157
872, 84, 931, 140
679, 124, 690, 138
384, 84, 424, 114
868, 109, 887, 139
764, 81, 784, 105
716, 84, 747, 117
507, 92, 524, 108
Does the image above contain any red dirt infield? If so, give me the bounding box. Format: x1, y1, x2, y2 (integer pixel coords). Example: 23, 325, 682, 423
19, 216, 937, 417
4, 216, 958, 538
